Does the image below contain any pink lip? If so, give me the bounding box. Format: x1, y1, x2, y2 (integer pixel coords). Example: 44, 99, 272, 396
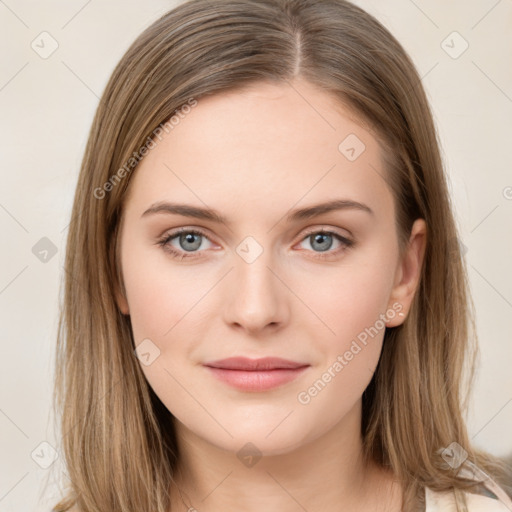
203, 357, 310, 392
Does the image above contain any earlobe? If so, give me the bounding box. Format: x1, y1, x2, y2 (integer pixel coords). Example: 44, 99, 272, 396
116, 290, 130, 315
114, 271, 130, 315
386, 218, 427, 327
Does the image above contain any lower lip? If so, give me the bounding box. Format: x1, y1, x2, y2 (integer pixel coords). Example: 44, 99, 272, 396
204, 366, 309, 391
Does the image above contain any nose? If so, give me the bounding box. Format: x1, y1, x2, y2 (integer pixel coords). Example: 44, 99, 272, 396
223, 243, 289, 335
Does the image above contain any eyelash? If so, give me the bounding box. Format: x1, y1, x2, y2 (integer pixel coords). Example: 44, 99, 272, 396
156, 227, 355, 261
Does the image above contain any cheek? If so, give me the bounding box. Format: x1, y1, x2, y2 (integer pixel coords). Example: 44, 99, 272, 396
121, 244, 214, 418
292, 244, 397, 397
121, 239, 210, 345
293, 269, 392, 424
296, 248, 397, 353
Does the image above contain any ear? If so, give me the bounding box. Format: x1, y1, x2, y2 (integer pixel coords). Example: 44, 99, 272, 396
386, 218, 427, 327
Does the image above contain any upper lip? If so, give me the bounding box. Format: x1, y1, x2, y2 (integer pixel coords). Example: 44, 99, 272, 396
204, 357, 309, 371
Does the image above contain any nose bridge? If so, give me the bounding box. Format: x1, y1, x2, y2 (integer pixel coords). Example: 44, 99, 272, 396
224, 234, 287, 332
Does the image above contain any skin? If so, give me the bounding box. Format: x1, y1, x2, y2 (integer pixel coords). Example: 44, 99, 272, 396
116, 78, 426, 512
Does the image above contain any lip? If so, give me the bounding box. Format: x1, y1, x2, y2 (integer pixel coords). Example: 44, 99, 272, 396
204, 356, 308, 371
203, 357, 310, 392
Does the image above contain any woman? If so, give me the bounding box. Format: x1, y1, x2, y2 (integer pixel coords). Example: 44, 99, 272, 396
52, 0, 512, 510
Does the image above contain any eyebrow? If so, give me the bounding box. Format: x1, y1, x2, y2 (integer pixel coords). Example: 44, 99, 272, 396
141, 199, 374, 224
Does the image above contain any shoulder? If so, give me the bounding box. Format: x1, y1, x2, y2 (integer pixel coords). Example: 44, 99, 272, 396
426, 487, 511, 511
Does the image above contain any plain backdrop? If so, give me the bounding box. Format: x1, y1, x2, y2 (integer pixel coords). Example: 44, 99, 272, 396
0, 1, 511, 510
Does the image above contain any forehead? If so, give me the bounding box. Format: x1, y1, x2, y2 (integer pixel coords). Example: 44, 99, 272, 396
124, 79, 394, 222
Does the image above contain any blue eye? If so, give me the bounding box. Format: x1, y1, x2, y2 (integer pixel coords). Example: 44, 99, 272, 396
173, 231, 205, 252
297, 229, 354, 260
157, 228, 213, 260
157, 228, 354, 261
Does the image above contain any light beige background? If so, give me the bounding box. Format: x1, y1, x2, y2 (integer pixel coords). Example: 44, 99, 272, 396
0, 1, 511, 510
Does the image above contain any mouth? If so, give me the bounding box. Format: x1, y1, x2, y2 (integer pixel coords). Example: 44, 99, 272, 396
203, 357, 310, 392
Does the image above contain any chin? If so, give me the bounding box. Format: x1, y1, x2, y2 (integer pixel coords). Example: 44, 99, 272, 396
194, 414, 316, 457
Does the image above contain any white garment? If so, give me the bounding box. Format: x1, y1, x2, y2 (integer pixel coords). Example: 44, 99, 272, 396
424, 459, 512, 512
425, 487, 512, 511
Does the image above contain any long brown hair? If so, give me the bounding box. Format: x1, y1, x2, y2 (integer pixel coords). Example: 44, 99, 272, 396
51, 0, 511, 510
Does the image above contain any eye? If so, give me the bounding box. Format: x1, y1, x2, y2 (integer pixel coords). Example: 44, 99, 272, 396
157, 227, 355, 261
295, 229, 354, 260
157, 228, 215, 260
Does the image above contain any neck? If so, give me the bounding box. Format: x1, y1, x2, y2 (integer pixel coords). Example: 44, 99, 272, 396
168, 400, 402, 512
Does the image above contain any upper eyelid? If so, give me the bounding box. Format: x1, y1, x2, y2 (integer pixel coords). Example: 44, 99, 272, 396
300, 226, 352, 239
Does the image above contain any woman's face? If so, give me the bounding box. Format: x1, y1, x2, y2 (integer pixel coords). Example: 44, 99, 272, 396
116, 79, 425, 456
